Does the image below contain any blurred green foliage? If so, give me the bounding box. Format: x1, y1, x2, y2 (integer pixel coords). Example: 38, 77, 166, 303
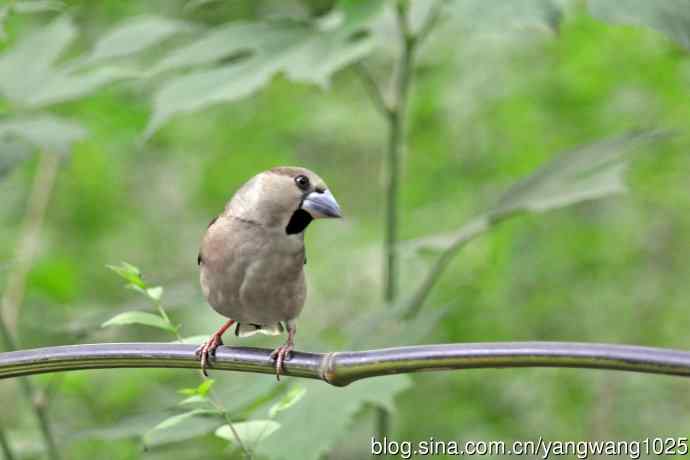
1, 0, 690, 458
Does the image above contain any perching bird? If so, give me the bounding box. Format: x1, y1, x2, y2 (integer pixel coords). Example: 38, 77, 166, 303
196, 166, 342, 378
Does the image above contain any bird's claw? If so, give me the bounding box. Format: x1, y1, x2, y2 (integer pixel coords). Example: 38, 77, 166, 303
195, 334, 223, 377
270, 343, 294, 381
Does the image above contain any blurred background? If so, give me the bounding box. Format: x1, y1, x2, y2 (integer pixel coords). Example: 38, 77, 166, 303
1, 0, 690, 458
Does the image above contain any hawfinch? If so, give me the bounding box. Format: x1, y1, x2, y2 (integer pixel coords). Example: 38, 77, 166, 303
196, 167, 342, 378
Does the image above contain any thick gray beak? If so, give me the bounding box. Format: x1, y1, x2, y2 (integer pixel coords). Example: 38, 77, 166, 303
302, 189, 342, 219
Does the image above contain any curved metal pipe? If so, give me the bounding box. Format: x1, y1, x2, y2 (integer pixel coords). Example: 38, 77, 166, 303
1, 342, 690, 386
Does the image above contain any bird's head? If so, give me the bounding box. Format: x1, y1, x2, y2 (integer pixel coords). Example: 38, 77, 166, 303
226, 166, 342, 234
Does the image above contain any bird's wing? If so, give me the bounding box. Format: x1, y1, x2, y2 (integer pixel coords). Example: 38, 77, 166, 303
197, 215, 220, 265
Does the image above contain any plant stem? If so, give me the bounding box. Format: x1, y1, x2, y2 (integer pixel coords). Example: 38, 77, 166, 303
383, 0, 416, 305
0, 422, 15, 460
0, 151, 62, 460
377, 0, 416, 440
209, 392, 251, 459
2, 152, 60, 331
156, 301, 182, 342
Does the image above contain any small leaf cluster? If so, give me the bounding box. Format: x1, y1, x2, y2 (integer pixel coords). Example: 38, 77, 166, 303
145, 378, 308, 454
102, 262, 178, 335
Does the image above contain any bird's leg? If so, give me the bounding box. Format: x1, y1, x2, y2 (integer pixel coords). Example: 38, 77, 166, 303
195, 319, 236, 377
270, 320, 296, 381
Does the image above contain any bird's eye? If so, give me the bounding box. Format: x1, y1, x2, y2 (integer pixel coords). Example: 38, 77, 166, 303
295, 175, 310, 190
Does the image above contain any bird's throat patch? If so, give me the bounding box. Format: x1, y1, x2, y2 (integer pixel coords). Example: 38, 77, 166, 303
286, 209, 313, 234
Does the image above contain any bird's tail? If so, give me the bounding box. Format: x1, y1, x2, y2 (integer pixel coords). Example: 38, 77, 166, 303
235, 322, 284, 337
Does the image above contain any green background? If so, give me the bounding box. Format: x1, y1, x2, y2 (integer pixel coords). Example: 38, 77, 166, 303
1, 0, 689, 458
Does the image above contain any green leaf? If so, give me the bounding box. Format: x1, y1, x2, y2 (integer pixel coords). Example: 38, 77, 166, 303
268, 386, 307, 418
146, 286, 163, 302
492, 131, 664, 216
215, 420, 281, 446
589, 0, 690, 50
82, 16, 193, 65
197, 378, 215, 397
0, 16, 76, 104
125, 284, 149, 297
148, 21, 269, 76
144, 409, 221, 447
144, 3, 383, 137
27, 66, 139, 108
257, 376, 412, 460
408, 132, 664, 265
0, 115, 86, 156
179, 395, 208, 406
0, 15, 159, 108
107, 262, 145, 288
101, 311, 176, 333
144, 57, 276, 138
178, 378, 214, 398
149, 409, 217, 432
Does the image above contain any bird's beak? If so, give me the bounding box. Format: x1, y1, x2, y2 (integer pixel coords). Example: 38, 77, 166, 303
302, 189, 342, 219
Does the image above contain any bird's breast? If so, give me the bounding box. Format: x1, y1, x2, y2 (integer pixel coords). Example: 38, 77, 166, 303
200, 221, 307, 324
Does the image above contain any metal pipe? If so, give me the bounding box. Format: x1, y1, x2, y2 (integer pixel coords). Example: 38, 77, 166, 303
2, 342, 690, 387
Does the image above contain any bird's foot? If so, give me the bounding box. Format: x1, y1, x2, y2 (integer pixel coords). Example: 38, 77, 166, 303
270, 342, 294, 381
195, 333, 224, 377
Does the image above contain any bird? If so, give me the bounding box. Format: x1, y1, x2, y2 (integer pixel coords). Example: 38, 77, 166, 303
195, 166, 342, 379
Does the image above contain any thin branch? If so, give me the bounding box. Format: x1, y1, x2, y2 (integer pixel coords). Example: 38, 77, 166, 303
403, 213, 502, 318
2, 151, 60, 331
416, 0, 446, 46
1, 342, 690, 387
0, 151, 62, 460
353, 63, 391, 119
